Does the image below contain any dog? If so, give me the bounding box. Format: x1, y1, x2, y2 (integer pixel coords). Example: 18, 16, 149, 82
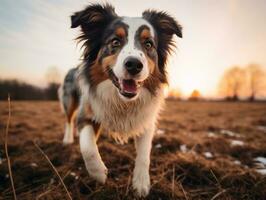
58, 3, 182, 197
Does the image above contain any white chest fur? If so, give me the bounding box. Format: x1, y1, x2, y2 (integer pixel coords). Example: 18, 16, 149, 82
88, 80, 164, 143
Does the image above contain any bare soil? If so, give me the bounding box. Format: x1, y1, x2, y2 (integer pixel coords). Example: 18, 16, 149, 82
0, 100, 266, 200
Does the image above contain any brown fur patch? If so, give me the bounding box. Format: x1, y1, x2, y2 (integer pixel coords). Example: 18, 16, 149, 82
66, 96, 79, 122
89, 50, 119, 88
77, 117, 101, 134
115, 27, 126, 38
89, 62, 108, 87
76, 103, 101, 136
140, 29, 152, 40
90, 14, 103, 22
144, 65, 167, 95
101, 54, 119, 70
147, 56, 156, 74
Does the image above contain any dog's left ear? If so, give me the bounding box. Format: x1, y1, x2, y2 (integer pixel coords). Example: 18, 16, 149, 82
142, 10, 182, 81
142, 10, 182, 38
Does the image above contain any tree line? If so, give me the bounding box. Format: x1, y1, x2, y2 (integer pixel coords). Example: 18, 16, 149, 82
219, 64, 266, 101
0, 67, 60, 100
0, 79, 60, 100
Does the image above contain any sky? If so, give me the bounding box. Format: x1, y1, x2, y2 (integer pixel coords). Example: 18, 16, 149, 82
0, 0, 266, 97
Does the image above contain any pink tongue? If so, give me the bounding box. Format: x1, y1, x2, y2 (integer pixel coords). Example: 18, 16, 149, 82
122, 80, 137, 93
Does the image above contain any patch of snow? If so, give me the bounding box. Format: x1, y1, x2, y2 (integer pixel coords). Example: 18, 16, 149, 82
70, 172, 76, 176
230, 140, 244, 146
254, 157, 266, 165
155, 143, 162, 149
180, 144, 187, 153
50, 178, 55, 184
70, 172, 79, 180
254, 162, 265, 168
30, 163, 38, 167
233, 160, 241, 165
156, 129, 165, 135
253, 157, 266, 175
221, 130, 241, 137
257, 126, 266, 132
207, 132, 216, 138
255, 169, 266, 175
203, 152, 213, 159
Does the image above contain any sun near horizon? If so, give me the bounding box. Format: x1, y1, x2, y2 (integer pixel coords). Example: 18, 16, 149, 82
1, 0, 266, 99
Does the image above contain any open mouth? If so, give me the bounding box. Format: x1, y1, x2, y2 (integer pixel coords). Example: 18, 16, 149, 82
108, 69, 141, 99
119, 79, 140, 98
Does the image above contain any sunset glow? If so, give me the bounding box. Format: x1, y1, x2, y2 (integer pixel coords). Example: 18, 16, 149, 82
1, 0, 266, 98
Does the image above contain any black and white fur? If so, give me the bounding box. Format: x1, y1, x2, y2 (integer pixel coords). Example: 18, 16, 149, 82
59, 4, 182, 197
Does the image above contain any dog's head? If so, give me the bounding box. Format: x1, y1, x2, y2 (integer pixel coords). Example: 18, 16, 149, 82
72, 4, 182, 101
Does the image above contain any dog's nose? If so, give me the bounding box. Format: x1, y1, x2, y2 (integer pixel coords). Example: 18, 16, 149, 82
124, 57, 143, 76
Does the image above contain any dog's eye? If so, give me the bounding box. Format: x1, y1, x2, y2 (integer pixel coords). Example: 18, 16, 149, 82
111, 39, 121, 47
144, 40, 153, 49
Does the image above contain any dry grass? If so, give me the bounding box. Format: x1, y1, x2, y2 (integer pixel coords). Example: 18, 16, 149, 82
0, 100, 266, 199
4, 95, 17, 200
33, 141, 72, 200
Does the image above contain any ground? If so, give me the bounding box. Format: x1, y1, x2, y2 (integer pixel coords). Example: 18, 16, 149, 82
0, 100, 266, 200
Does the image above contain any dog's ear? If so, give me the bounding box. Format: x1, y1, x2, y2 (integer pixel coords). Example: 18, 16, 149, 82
142, 10, 182, 38
71, 4, 117, 61
142, 10, 182, 80
71, 3, 117, 29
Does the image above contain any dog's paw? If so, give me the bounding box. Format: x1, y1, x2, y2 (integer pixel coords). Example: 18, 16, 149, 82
63, 126, 74, 145
62, 137, 74, 145
85, 159, 108, 184
132, 167, 150, 197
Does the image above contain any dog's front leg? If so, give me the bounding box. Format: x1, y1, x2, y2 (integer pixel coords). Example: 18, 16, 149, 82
133, 126, 154, 197
79, 123, 107, 184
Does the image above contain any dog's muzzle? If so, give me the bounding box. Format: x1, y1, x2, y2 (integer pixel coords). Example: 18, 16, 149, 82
108, 69, 142, 99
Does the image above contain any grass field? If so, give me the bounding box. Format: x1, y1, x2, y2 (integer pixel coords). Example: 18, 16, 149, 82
0, 100, 266, 199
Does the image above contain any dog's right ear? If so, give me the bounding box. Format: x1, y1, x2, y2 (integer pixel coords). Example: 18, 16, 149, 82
70, 3, 117, 29
70, 4, 118, 61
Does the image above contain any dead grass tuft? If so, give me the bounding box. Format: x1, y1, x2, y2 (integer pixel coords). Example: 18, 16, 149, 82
0, 101, 266, 199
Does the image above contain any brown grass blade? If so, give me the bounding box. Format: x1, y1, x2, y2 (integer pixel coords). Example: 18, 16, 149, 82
4, 94, 17, 200
171, 165, 175, 198
33, 141, 72, 200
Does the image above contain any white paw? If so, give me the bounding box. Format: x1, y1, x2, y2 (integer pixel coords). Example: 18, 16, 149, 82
63, 137, 74, 145
133, 167, 150, 197
63, 123, 74, 144
85, 158, 108, 184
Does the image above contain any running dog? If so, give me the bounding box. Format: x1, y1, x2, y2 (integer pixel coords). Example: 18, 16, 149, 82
59, 3, 182, 197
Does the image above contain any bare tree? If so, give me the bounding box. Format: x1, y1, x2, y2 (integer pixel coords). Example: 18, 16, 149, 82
219, 66, 245, 101
167, 88, 182, 100
188, 89, 201, 101
245, 64, 266, 101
